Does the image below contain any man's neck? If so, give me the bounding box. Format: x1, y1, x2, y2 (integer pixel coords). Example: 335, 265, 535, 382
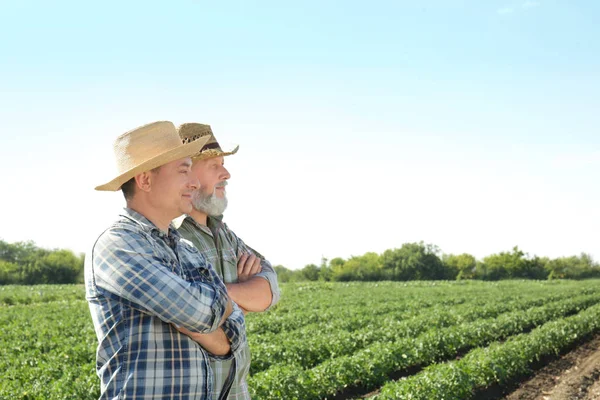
127, 200, 173, 233
189, 208, 209, 226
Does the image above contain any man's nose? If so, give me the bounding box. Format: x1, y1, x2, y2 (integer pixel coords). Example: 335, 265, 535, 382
221, 166, 231, 180
188, 176, 200, 190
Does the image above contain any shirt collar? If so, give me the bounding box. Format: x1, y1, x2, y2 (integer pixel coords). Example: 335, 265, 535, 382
173, 214, 224, 230
172, 214, 187, 229
120, 208, 182, 240
207, 214, 224, 229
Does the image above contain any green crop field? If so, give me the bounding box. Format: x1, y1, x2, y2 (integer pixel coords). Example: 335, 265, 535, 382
2, 280, 600, 400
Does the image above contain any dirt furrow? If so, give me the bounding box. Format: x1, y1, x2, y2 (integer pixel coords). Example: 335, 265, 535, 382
504, 335, 600, 400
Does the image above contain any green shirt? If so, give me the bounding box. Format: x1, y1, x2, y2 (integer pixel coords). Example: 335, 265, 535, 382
174, 214, 280, 399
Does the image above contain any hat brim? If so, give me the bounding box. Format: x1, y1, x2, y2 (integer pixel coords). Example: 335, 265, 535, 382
95, 135, 211, 191
192, 145, 239, 161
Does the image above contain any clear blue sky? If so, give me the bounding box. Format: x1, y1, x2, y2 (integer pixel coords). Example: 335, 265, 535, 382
0, 1, 598, 269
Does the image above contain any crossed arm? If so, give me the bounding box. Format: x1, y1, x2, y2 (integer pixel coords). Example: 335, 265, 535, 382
180, 251, 280, 354
178, 326, 232, 355
178, 253, 270, 355
225, 229, 281, 313
92, 229, 243, 356
226, 253, 273, 312
178, 305, 243, 356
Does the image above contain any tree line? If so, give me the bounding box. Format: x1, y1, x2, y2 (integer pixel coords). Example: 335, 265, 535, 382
0, 239, 84, 285
1, 239, 598, 285
275, 242, 600, 282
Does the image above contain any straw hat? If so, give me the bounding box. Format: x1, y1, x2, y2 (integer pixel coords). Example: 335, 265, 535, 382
178, 123, 239, 160
95, 121, 211, 191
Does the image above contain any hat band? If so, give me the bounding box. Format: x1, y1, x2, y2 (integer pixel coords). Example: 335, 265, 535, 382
201, 141, 222, 152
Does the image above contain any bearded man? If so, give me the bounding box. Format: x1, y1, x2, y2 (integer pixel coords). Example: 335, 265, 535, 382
173, 123, 280, 400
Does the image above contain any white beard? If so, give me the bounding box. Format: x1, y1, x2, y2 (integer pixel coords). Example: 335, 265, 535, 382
192, 185, 228, 216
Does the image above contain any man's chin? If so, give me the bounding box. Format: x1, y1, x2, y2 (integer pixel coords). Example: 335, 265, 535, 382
180, 204, 194, 215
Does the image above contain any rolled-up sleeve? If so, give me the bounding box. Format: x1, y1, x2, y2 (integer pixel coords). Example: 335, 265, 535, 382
219, 303, 247, 353
253, 259, 281, 310
92, 227, 227, 333
226, 226, 281, 310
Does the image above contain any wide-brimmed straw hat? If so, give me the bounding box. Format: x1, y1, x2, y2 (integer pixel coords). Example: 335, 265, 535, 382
95, 121, 211, 191
178, 123, 239, 160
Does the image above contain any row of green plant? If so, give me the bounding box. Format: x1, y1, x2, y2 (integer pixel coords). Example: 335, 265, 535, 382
248, 285, 587, 374
248, 292, 600, 399
276, 243, 599, 282
246, 280, 588, 335
0, 284, 84, 305
246, 281, 474, 335
377, 302, 600, 399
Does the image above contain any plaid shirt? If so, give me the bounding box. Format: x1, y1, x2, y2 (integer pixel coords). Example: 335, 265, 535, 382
174, 215, 280, 399
85, 208, 247, 400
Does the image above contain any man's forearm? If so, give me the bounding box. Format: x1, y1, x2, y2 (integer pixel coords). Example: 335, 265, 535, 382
226, 277, 272, 312
95, 237, 233, 334
178, 326, 231, 356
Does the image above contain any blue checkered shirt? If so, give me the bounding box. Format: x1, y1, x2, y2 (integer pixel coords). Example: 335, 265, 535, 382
85, 208, 247, 399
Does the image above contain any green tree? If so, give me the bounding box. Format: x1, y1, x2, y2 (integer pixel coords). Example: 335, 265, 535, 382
381, 242, 445, 281
545, 253, 599, 279
300, 264, 320, 281
0, 240, 83, 285
0, 260, 20, 285
443, 253, 477, 280
332, 252, 382, 281
318, 257, 333, 281
42, 250, 83, 284
0, 240, 39, 265
274, 265, 293, 283
480, 246, 546, 280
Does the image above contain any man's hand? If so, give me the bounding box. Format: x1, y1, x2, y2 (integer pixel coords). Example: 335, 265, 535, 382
225, 251, 272, 312
237, 253, 262, 283
177, 326, 231, 356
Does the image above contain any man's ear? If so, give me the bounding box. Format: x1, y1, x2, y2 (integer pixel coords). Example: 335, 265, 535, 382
135, 171, 153, 193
